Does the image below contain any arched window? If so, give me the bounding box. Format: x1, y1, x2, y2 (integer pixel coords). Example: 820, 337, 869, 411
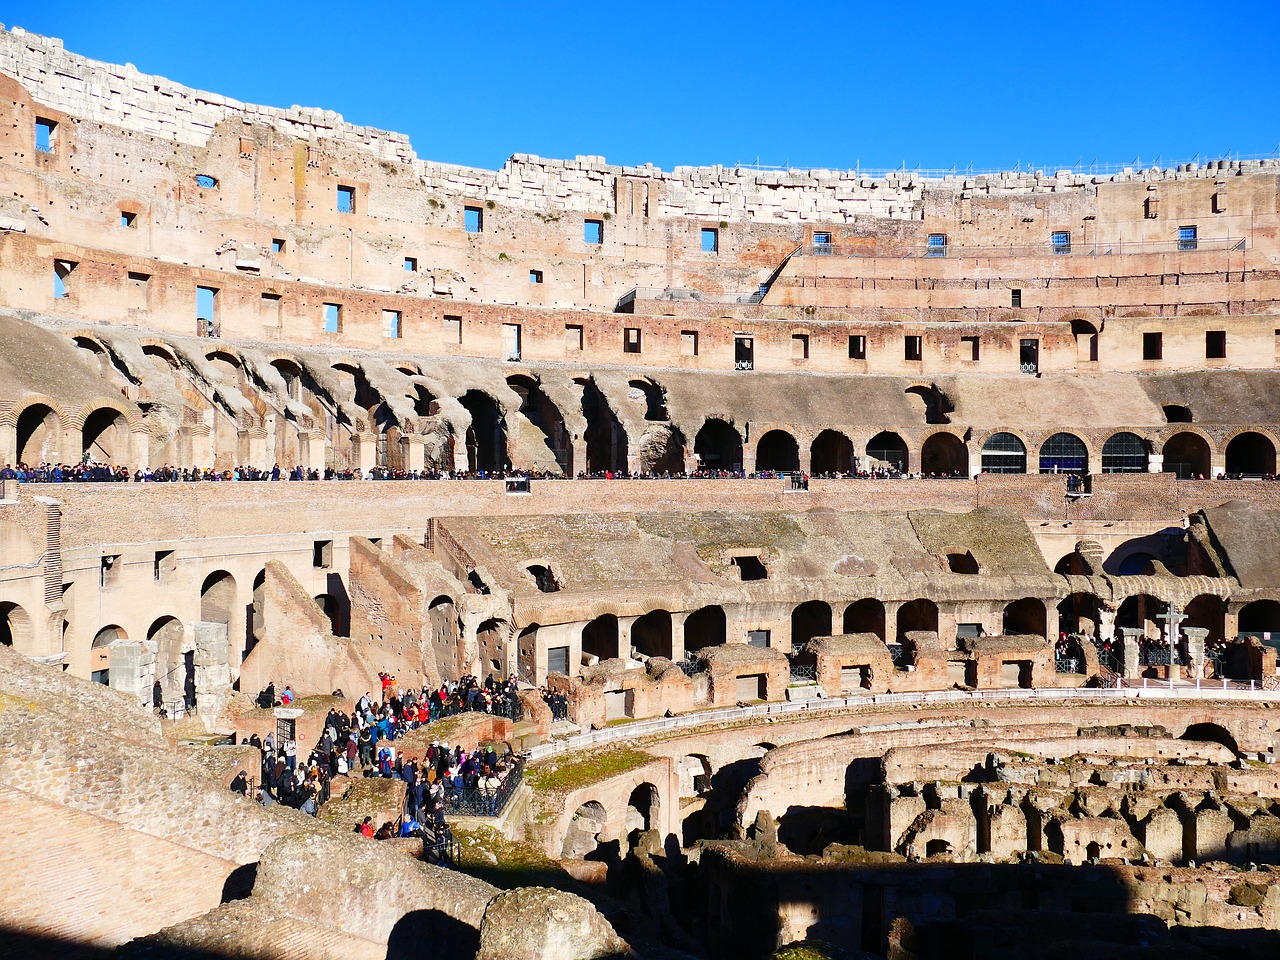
1101, 432, 1148, 473
1039, 433, 1087, 474
980, 433, 1026, 474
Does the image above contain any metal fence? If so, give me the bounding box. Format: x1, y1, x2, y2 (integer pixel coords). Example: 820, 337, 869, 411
524, 684, 1280, 762
442, 758, 525, 818
789, 663, 817, 683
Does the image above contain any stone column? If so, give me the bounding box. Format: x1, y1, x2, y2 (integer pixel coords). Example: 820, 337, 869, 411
109, 638, 156, 708
297, 430, 326, 470
670, 611, 689, 663
1118, 627, 1144, 680
351, 431, 378, 473
194, 621, 232, 720
617, 615, 639, 661
402, 434, 426, 473
1098, 608, 1117, 645
1182, 627, 1208, 681
571, 439, 587, 477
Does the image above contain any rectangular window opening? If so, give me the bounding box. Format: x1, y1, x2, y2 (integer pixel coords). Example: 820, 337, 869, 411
584, 219, 604, 245
99, 554, 121, 588
464, 206, 483, 233
792, 333, 810, 360
53, 259, 77, 299
747, 629, 771, 648
1011, 288, 1022, 308
529, 269, 543, 284
336, 185, 355, 214
272, 238, 285, 253
196, 286, 218, 336
382, 309, 402, 340
623, 327, 642, 354
681, 330, 699, 357
404, 256, 417, 272
735, 336, 755, 371
732, 555, 768, 581
905, 335, 923, 361
502, 322, 522, 361
1179, 225, 1198, 251
701, 227, 719, 253
120, 210, 137, 229
35, 117, 57, 153
313, 540, 333, 569
323, 302, 342, 334
565, 324, 584, 351
1051, 230, 1071, 254
1019, 338, 1040, 374
261, 293, 282, 325
849, 334, 867, 360
961, 335, 980, 361
443, 314, 462, 344
926, 233, 948, 257
153, 550, 175, 581
1142, 331, 1163, 361
1205, 329, 1226, 359
813, 231, 832, 253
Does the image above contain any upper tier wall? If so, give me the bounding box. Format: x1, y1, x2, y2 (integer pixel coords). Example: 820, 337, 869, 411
5, 25, 1279, 225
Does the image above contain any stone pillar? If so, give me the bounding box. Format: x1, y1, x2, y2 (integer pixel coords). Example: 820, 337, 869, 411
1119, 627, 1144, 680
402, 434, 426, 473
618, 615, 639, 661
670, 611, 688, 662
351, 431, 378, 473
683, 451, 698, 476
109, 638, 156, 708
797, 442, 813, 474
130, 426, 151, 470
194, 621, 232, 721
297, 430, 326, 470
1182, 627, 1208, 681
1098, 608, 1117, 645
242, 427, 269, 468
571, 439, 587, 477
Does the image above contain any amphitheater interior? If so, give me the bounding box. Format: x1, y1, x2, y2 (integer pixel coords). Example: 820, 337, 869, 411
5, 24, 1280, 960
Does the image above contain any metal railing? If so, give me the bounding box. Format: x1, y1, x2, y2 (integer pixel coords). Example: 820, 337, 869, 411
442, 758, 525, 818
1054, 656, 1083, 674
1141, 648, 1184, 667
789, 663, 817, 683
524, 684, 1280, 761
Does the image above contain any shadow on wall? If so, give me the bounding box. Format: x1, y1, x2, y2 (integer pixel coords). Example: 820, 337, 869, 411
698, 858, 1280, 960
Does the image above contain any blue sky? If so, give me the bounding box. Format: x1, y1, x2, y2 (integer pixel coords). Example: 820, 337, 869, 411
6, 0, 1279, 173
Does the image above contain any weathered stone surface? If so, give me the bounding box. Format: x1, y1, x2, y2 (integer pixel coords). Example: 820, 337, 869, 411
475, 886, 628, 960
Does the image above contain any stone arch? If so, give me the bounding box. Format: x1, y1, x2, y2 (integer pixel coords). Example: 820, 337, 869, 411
904, 385, 951, 424
755, 430, 799, 472
582, 614, 620, 662
140, 341, 180, 369
1161, 431, 1212, 479
843, 598, 886, 641
205, 349, 243, 384
866, 431, 908, 472
920, 432, 968, 476
147, 615, 190, 705
1239, 599, 1280, 635
458, 390, 508, 473
1038, 432, 1088, 474
576, 378, 628, 474
980, 431, 1027, 474
270, 357, 304, 401
1184, 594, 1226, 643
791, 600, 832, 648
636, 423, 685, 475
247, 568, 267, 661
632, 609, 673, 660
896, 599, 938, 642
1101, 432, 1150, 473
1225, 431, 1277, 476
561, 800, 609, 860
684, 605, 727, 652
694, 419, 742, 473
200, 570, 236, 626
427, 596, 461, 674
1116, 594, 1166, 638
627, 379, 669, 421
0, 601, 33, 652
626, 782, 660, 836
1003, 598, 1047, 637
476, 618, 508, 677
80, 406, 134, 463
13, 400, 66, 464
91, 624, 127, 685
1057, 592, 1101, 636
507, 374, 571, 475
1181, 722, 1239, 755
810, 429, 854, 474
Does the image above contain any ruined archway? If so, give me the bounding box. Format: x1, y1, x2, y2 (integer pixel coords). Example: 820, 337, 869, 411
896, 599, 938, 642
1239, 599, 1280, 636
695, 419, 742, 473
561, 801, 608, 860
1003, 598, 1047, 637
1162, 432, 1211, 480
91, 624, 126, 685
810, 430, 854, 474
81, 407, 131, 462
633, 609, 673, 660
791, 600, 833, 648
1057, 593, 1101, 636
147, 615, 189, 706
578, 379, 628, 474
755, 430, 799, 472
582, 614, 620, 662
920, 432, 968, 477
200, 571, 236, 625
1184, 594, 1225, 643
507, 374, 571, 475
626, 782, 660, 836
843, 598, 886, 641
866, 431, 908, 472
476, 618, 508, 677
1181, 722, 1239, 756
247, 568, 267, 660
684, 605, 727, 653
0, 601, 32, 652
15, 403, 61, 464
636, 423, 685, 475
1225, 432, 1276, 477
459, 390, 507, 473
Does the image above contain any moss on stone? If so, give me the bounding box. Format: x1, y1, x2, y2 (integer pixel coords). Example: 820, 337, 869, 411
525, 747, 653, 794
